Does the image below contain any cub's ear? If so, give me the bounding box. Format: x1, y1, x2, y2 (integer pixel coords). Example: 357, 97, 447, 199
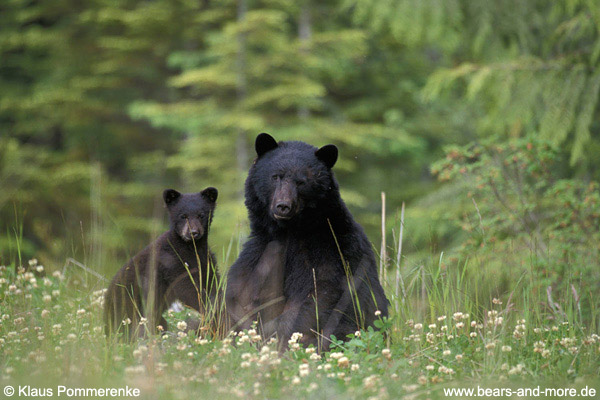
200, 187, 218, 203
163, 189, 181, 205
255, 132, 278, 157
315, 144, 338, 169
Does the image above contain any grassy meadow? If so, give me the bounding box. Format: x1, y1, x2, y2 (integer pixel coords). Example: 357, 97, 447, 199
1, 232, 599, 399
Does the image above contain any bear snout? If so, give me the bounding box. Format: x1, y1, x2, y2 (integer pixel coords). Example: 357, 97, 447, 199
270, 180, 299, 220
180, 220, 204, 241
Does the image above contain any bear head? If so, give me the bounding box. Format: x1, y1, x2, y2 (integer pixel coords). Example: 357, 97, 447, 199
163, 187, 218, 242
247, 132, 338, 224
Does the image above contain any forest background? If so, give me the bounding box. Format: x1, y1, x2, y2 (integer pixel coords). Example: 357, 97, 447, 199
1, 0, 599, 324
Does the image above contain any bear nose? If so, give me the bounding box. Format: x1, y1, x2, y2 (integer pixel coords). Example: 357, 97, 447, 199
276, 202, 291, 214
190, 229, 201, 238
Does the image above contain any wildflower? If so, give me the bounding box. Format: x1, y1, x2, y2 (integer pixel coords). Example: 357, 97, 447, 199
354, 330, 361, 337
492, 298, 502, 305
351, 363, 360, 371
541, 349, 550, 358
456, 322, 465, 329
381, 348, 392, 360
443, 349, 451, 356
329, 352, 344, 360
291, 376, 300, 385
8, 285, 17, 292
76, 309, 86, 317
240, 361, 251, 368
337, 356, 350, 368
414, 323, 423, 331
374, 310, 382, 316
470, 332, 478, 338
139, 317, 148, 326
43, 294, 52, 303
428, 323, 437, 330
418, 375, 427, 385
309, 353, 320, 361
501, 345, 512, 353
177, 321, 187, 331
425, 365, 434, 371
455, 354, 463, 361
471, 321, 477, 328
299, 364, 310, 377
485, 342, 496, 350
533, 341, 545, 353
122, 318, 132, 326
453, 312, 465, 321
508, 364, 524, 375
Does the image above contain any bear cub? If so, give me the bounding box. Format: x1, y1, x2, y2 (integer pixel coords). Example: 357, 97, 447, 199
104, 187, 220, 340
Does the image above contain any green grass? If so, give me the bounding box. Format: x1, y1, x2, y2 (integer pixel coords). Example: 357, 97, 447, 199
1, 252, 599, 400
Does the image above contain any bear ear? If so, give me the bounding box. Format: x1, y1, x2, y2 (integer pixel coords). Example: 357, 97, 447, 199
255, 132, 278, 157
315, 144, 338, 169
163, 189, 181, 206
200, 187, 218, 203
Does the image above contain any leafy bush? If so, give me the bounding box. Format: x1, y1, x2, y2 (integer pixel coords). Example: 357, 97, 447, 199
432, 137, 600, 322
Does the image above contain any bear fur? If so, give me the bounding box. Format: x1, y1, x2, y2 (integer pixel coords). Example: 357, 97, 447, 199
104, 187, 220, 340
226, 133, 388, 351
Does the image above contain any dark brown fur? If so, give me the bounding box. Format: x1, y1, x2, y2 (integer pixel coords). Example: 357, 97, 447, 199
104, 188, 221, 340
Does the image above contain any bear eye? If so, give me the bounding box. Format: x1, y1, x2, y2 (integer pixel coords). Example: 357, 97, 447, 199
198, 213, 205, 219
180, 214, 188, 220
271, 174, 279, 181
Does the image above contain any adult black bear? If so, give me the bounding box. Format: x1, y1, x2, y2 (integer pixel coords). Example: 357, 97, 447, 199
104, 187, 221, 341
226, 133, 388, 350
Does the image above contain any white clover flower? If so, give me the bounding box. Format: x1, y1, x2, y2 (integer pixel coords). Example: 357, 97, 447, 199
177, 321, 187, 331
382, 348, 391, 360
374, 310, 382, 316
501, 345, 512, 353
337, 356, 350, 368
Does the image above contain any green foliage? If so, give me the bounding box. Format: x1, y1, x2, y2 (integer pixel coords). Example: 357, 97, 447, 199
431, 137, 600, 321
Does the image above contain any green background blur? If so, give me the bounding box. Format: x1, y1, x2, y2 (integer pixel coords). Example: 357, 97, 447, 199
1, 1, 599, 311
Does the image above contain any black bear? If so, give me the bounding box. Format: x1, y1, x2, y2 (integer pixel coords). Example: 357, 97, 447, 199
226, 133, 388, 351
104, 187, 221, 340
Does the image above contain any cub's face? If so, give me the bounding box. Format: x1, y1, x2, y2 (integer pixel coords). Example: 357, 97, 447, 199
163, 188, 218, 242
250, 133, 338, 222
